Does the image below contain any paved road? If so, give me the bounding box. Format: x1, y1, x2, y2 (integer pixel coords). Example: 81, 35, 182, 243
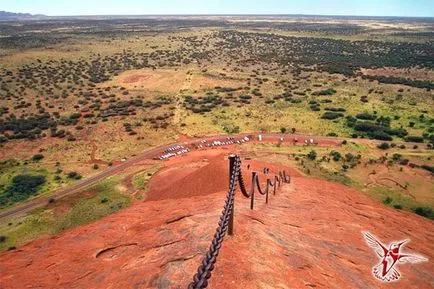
0, 132, 406, 220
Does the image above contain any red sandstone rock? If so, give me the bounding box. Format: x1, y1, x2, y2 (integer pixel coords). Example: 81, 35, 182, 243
0, 153, 432, 289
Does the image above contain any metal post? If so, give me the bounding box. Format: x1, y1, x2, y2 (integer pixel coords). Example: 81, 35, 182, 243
228, 155, 236, 236
250, 172, 256, 210
265, 180, 269, 204
273, 176, 277, 195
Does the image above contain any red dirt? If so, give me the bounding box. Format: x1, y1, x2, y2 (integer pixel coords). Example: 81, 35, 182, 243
0, 150, 433, 289
177, 133, 191, 142
123, 74, 152, 84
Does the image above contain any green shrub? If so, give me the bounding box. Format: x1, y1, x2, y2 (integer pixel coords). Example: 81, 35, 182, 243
383, 196, 393, 204
356, 113, 376, 120
392, 153, 402, 161
307, 150, 317, 160
412, 207, 434, 220
312, 88, 336, 96
405, 136, 424, 143
67, 171, 82, 180
330, 151, 342, 161
370, 131, 393, 141
377, 143, 390, 150
0, 175, 46, 206
32, 154, 44, 161
321, 112, 344, 120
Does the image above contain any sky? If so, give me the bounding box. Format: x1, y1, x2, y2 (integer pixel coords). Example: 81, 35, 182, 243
1, 0, 433, 17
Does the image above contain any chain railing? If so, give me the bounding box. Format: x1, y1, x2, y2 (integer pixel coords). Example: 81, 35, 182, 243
188, 154, 291, 289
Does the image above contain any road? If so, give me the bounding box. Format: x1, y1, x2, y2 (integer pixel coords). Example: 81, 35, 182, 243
0, 132, 412, 220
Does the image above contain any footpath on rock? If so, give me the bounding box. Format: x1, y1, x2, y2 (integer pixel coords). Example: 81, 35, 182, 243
0, 150, 432, 289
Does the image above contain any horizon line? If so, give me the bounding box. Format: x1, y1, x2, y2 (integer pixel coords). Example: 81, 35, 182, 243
2, 11, 434, 19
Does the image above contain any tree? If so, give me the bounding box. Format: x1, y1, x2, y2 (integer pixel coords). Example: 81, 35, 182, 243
280, 127, 287, 133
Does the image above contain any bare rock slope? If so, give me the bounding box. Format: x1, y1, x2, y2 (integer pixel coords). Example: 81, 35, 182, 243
0, 153, 432, 289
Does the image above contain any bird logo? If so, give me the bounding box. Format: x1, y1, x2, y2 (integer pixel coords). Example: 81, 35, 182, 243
363, 231, 428, 282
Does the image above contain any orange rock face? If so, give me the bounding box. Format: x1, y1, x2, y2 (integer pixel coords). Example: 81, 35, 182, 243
0, 153, 432, 289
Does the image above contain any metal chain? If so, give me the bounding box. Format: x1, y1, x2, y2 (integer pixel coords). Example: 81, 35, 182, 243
188, 156, 291, 289
188, 159, 239, 289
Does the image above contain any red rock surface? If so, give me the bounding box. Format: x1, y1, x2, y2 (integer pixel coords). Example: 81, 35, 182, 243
0, 151, 433, 289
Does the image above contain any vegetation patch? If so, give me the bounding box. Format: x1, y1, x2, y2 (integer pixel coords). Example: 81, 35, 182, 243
0, 175, 46, 207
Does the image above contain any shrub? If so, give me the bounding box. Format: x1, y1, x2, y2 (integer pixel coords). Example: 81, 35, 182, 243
32, 154, 44, 161
354, 121, 381, 132
392, 153, 402, 161
67, 171, 82, 180
330, 151, 342, 161
356, 113, 376, 120
394, 204, 403, 210
69, 113, 81, 119
377, 143, 390, 150
412, 207, 434, 220
421, 165, 434, 174
223, 124, 240, 134
66, 135, 76, 141
405, 136, 424, 143
344, 153, 356, 162
0, 175, 46, 205
280, 127, 287, 133
370, 131, 393, 141
383, 128, 408, 137
383, 196, 393, 204
321, 112, 344, 120
324, 107, 345, 112
307, 150, 317, 160
312, 88, 336, 96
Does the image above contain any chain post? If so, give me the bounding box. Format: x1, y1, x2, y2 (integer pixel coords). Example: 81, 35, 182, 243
265, 180, 269, 204
250, 172, 256, 210
228, 154, 236, 236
